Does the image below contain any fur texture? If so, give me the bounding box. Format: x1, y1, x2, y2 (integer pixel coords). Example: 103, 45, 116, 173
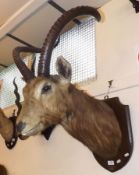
0, 109, 14, 142
16, 56, 122, 159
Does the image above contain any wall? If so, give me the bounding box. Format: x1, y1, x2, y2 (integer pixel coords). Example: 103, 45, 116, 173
0, 0, 139, 174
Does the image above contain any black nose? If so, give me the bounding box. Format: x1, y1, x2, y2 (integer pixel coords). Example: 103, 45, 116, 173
16, 122, 26, 133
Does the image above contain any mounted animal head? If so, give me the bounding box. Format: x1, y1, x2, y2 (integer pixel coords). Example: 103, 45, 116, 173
16, 55, 121, 159
0, 79, 26, 147
0, 109, 14, 142
13, 5, 101, 137
0, 68, 36, 146
16, 56, 72, 136
13, 6, 121, 159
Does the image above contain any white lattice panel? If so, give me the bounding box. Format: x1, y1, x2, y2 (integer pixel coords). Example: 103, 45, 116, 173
0, 17, 96, 108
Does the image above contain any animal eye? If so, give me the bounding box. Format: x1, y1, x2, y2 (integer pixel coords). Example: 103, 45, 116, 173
41, 85, 51, 94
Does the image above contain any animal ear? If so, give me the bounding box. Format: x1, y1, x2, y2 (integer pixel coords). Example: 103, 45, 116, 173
56, 56, 72, 82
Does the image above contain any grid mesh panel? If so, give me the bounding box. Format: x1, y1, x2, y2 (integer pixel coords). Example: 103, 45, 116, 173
0, 17, 96, 108
0, 62, 26, 108
36, 17, 96, 83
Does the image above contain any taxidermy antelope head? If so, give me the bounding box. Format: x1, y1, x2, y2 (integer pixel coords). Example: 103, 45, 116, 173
1, 6, 122, 158
0, 109, 14, 142
0, 58, 38, 145
0, 78, 27, 147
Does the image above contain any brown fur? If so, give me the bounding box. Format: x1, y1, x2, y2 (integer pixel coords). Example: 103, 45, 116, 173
16, 57, 122, 159
16, 77, 121, 158
0, 165, 8, 175
0, 109, 14, 142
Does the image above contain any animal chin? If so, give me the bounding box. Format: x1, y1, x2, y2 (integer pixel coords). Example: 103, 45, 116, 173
21, 123, 44, 137
19, 135, 29, 140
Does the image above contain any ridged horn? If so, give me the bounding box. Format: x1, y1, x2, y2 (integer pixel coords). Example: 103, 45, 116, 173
13, 46, 41, 82
38, 6, 101, 77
